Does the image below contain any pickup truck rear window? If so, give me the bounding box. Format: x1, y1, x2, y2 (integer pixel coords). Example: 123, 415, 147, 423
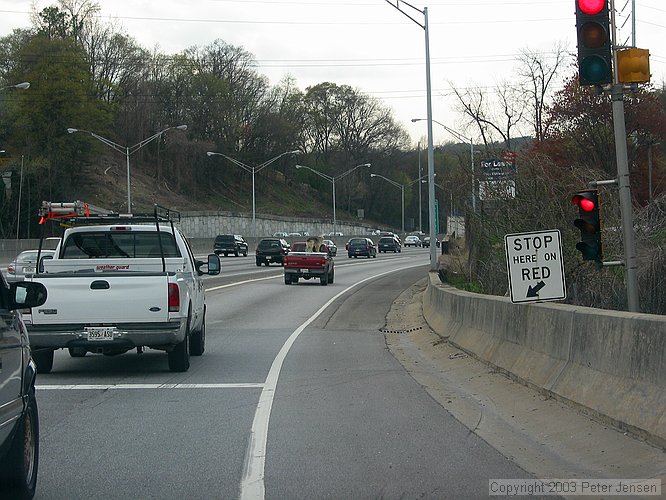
61, 231, 181, 259
258, 239, 281, 249
349, 238, 368, 246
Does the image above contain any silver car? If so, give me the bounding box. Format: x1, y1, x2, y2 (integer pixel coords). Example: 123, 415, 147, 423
322, 239, 338, 256
6, 250, 55, 283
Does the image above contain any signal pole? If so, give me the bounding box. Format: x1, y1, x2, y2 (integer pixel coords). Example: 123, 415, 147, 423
609, 0, 640, 312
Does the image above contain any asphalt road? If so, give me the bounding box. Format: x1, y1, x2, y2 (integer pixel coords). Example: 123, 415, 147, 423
32, 247, 537, 499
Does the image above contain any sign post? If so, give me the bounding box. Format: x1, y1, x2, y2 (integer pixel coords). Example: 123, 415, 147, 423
504, 230, 566, 304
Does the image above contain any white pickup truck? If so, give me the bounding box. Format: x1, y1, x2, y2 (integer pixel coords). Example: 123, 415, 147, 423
25, 203, 220, 373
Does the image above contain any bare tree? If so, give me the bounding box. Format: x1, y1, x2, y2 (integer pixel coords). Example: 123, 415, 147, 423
449, 82, 523, 153
517, 43, 569, 142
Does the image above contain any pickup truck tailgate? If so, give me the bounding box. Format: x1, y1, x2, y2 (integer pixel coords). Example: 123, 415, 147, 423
31, 274, 171, 324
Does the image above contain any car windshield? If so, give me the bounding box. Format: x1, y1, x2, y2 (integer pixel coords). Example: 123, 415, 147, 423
349, 239, 367, 246
379, 237, 394, 244
216, 235, 234, 243
61, 231, 181, 258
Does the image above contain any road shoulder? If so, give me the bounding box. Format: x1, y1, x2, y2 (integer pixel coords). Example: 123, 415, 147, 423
382, 278, 666, 494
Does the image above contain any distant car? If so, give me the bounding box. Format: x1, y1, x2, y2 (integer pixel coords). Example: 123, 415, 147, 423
347, 237, 377, 258
404, 235, 422, 247
287, 232, 302, 237
256, 237, 290, 266
322, 239, 338, 256
378, 236, 401, 253
422, 236, 440, 248
273, 232, 288, 238
6, 249, 56, 283
380, 231, 402, 246
328, 231, 344, 237
0, 274, 48, 499
213, 234, 248, 257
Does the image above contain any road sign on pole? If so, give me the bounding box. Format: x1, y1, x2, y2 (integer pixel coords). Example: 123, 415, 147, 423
504, 230, 566, 304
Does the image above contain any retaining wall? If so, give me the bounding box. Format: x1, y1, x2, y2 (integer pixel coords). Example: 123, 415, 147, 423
423, 273, 666, 448
0, 211, 391, 261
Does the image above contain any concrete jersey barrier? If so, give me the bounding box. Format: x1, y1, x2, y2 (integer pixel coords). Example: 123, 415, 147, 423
423, 272, 666, 448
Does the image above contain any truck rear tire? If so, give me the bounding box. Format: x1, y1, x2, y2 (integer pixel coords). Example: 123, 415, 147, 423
168, 316, 191, 372
284, 275, 291, 285
328, 269, 334, 284
33, 349, 54, 374
68, 347, 86, 357
320, 276, 328, 286
190, 310, 206, 356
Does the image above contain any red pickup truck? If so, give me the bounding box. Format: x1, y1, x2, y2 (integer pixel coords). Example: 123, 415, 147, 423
283, 240, 334, 286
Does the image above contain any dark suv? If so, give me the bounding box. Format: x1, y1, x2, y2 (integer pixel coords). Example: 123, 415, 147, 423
347, 237, 377, 258
378, 236, 402, 253
0, 276, 47, 499
214, 234, 248, 257
256, 238, 290, 266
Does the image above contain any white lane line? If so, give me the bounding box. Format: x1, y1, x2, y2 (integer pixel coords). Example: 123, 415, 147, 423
36, 383, 264, 390
207, 275, 280, 291
239, 263, 425, 500
206, 255, 420, 291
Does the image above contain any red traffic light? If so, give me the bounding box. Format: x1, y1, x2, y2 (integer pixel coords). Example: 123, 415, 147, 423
575, 0, 612, 86
572, 189, 603, 263
572, 193, 597, 212
577, 0, 605, 15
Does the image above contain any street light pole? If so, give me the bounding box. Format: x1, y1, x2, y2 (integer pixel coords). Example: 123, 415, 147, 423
295, 163, 371, 235
417, 141, 422, 232
68, 125, 188, 213
207, 150, 300, 236
385, 1, 436, 270
16, 155, 23, 240
370, 173, 405, 234
1, 83, 29, 237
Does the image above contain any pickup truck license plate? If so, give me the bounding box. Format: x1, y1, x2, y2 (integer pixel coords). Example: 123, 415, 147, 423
85, 327, 116, 341
300, 268, 309, 273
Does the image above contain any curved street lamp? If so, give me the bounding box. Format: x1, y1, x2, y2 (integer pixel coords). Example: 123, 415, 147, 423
385, 1, 437, 270
68, 125, 188, 213
295, 162, 370, 235
412, 117, 476, 212
0, 82, 30, 91
207, 150, 300, 236
370, 173, 405, 234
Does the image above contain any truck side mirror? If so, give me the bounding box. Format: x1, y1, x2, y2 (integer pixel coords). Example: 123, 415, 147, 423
10, 282, 47, 309
207, 254, 221, 275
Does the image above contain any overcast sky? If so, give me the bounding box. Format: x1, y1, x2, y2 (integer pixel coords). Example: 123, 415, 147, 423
1, 0, 664, 146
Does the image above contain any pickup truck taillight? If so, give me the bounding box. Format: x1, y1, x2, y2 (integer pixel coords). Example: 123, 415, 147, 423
168, 283, 180, 312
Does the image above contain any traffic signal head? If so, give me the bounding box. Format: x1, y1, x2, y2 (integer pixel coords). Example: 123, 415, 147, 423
575, 0, 612, 86
572, 189, 603, 262
617, 48, 650, 84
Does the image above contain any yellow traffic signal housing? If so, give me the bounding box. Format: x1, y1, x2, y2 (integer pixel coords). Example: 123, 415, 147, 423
617, 48, 650, 84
